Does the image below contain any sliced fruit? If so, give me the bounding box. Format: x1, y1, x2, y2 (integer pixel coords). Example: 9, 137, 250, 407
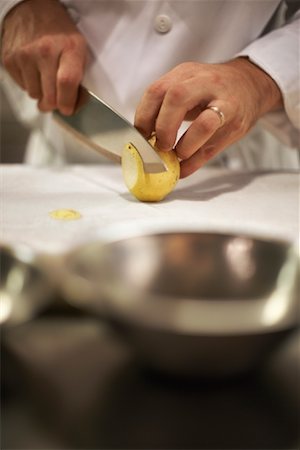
121, 140, 180, 202
49, 209, 81, 221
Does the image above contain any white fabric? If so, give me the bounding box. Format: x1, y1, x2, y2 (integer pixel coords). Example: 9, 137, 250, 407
1, 165, 299, 255
237, 9, 300, 149
0, 0, 299, 167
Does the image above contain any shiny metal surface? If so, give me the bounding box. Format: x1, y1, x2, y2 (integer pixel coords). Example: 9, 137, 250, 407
53, 89, 167, 173
0, 245, 55, 328
61, 231, 300, 377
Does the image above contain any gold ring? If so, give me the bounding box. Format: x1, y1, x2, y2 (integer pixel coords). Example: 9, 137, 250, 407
206, 105, 225, 127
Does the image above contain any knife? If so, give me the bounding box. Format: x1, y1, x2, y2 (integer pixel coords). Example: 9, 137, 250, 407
53, 88, 167, 173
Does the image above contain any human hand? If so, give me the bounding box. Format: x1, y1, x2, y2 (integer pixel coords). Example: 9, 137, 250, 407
1, 0, 88, 115
134, 58, 283, 178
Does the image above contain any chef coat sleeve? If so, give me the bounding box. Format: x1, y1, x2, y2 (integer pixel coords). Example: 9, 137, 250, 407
236, 9, 300, 149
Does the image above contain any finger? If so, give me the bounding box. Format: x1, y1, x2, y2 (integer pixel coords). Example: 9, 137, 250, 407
56, 46, 86, 115
38, 68, 58, 112
154, 84, 192, 151
20, 63, 42, 99
180, 130, 234, 178
74, 85, 90, 113
134, 80, 168, 139
14, 46, 42, 99
175, 104, 226, 160
37, 46, 59, 112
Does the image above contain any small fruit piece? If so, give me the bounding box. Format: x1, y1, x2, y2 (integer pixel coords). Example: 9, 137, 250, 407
122, 140, 180, 202
49, 209, 82, 220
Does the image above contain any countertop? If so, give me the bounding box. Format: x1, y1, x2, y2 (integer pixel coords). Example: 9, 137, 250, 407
1, 164, 299, 254
1, 164, 300, 449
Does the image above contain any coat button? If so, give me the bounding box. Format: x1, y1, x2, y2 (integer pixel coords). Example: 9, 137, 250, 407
154, 14, 172, 34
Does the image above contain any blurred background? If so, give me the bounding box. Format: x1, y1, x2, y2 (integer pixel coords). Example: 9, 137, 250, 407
1, 85, 29, 163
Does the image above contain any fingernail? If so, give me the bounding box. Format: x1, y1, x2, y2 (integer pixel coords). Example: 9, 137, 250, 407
60, 107, 73, 116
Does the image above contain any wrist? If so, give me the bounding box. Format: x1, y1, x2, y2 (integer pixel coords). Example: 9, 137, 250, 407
228, 57, 283, 116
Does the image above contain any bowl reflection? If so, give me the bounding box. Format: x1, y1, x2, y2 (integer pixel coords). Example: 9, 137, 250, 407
0, 245, 54, 328
62, 232, 299, 377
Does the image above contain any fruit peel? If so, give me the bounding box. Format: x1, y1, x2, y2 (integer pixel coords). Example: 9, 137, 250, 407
122, 141, 180, 202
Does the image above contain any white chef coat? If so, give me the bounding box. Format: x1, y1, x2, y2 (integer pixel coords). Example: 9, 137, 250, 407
0, 0, 299, 168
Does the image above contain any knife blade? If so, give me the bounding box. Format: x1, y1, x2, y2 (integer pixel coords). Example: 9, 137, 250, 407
53, 89, 167, 173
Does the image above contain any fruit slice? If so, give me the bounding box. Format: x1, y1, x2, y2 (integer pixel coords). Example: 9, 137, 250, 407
122, 140, 180, 202
49, 209, 81, 220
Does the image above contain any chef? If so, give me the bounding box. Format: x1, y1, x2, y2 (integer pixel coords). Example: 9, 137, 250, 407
0, 0, 299, 175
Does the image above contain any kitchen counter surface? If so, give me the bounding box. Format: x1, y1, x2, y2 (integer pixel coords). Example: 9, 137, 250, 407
1, 164, 299, 254
1, 164, 300, 449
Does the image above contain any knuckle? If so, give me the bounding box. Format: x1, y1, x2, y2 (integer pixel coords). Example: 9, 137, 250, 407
210, 70, 222, 85
147, 80, 167, 100
167, 84, 187, 105
70, 34, 87, 52
37, 38, 54, 58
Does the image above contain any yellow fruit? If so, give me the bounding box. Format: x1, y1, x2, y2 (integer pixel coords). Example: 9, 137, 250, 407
49, 209, 81, 220
121, 140, 180, 202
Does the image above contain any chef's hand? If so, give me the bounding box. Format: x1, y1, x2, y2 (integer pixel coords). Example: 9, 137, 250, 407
134, 59, 283, 178
1, 0, 88, 115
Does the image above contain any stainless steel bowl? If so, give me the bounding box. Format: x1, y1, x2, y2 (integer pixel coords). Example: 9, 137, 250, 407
61, 229, 299, 377
0, 244, 55, 328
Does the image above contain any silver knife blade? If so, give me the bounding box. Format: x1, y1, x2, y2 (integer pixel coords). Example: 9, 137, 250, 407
53, 89, 167, 173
